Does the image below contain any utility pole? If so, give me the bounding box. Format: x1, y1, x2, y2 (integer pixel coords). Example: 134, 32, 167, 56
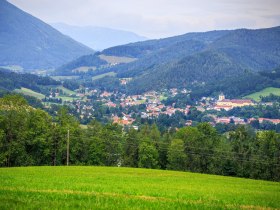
67, 129, 69, 166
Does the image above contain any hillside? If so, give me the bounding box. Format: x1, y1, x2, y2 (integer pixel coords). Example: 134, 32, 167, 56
126, 27, 280, 93
0, 68, 60, 92
56, 26, 280, 95
0, 0, 93, 70
51, 23, 148, 50
55, 30, 228, 75
1, 166, 279, 209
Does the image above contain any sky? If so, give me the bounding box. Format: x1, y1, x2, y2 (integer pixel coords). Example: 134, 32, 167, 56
8, 0, 280, 38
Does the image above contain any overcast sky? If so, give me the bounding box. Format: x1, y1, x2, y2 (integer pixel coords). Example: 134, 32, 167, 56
8, 0, 280, 38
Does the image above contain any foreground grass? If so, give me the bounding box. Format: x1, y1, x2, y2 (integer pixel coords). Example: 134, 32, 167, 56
244, 87, 280, 102
0, 166, 279, 209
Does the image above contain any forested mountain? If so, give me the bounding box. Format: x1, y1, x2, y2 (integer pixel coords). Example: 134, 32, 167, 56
0, 0, 93, 70
57, 30, 228, 74
124, 27, 280, 93
51, 23, 147, 50
57, 26, 280, 95
0, 68, 60, 92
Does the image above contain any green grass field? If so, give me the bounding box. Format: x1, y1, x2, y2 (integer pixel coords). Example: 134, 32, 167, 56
51, 76, 80, 81
244, 87, 280, 102
14, 88, 45, 99
57, 96, 79, 102
92, 72, 117, 81
56, 86, 76, 95
0, 166, 279, 209
99, 54, 137, 64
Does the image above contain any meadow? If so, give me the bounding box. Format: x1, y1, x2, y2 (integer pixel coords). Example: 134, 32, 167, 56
14, 87, 45, 99
51, 76, 80, 81
0, 166, 279, 209
244, 87, 280, 102
92, 72, 117, 81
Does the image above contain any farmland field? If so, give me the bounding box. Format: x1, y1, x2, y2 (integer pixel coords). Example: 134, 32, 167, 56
56, 86, 76, 95
51, 76, 80, 81
14, 87, 45, 99
244, 87, 280, 102
0, 166, 279, 209
92, 72, 117, 81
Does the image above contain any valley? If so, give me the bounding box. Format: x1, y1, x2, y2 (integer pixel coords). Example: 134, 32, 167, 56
0, 1, 280, 209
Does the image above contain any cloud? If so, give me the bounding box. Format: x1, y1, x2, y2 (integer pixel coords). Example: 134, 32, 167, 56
8, 0, 280, 38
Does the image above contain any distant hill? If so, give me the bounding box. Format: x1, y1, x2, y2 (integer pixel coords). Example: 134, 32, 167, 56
51, 23, 148, 50
56, 26, 280, 95
0, 0, 94, 70
0, 68, 60, 92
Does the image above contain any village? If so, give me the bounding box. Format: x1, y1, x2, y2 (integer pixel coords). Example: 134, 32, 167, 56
45, 85, 280, 129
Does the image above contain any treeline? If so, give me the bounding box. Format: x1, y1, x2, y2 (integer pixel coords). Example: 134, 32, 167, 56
55, 53, 107, 76
0, 68, 60, 92
0, 95, 279, 181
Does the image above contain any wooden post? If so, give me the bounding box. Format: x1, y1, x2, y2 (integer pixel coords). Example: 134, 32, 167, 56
67, 129, 69, 166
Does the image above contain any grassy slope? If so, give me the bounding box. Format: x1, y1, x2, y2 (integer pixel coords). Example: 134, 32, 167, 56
14, 87, 45, 99
51, 76, 80, 81
0, 166, 279, 209
56, 86, 76, 95
99, 54, 137, 64
244, 87, 280, 102
92, 72, 117, 81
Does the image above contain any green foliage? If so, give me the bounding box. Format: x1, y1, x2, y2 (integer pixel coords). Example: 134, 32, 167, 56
167, 139, 186, 170
122, 129, 139, 167
0, 68, 60, 92
0, 94, 280, 181
138, 141, 159, 169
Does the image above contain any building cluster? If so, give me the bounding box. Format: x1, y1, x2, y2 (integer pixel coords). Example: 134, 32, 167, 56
112, 114, 135, 126
46, 85, 280, 128
213, 93, 255, 111
74, 101, 94, 119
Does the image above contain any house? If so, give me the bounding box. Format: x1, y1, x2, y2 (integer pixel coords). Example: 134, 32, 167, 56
100, 91, 112, 98
258, 118, 280, 124
214, 93, 254, 110
105, 101, 117, 108
185, 120, 192, 126
113, 115, 135, 126
216, 117, 231, 124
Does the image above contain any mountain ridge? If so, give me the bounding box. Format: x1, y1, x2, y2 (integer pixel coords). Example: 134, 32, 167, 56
51, 23, 148, 50
0, 0, 94, 70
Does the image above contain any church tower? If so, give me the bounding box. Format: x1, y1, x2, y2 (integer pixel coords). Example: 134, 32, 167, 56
218, 93, 225, 101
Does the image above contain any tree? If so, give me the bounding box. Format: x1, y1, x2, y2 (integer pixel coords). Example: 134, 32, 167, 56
101, 123, 123, 166
86, 120, 106, 165
167, 139, 186, 171
52, 106, 82, 165
229, 125, 256, 178
254, 131, 280, 181
138, 140, 159, 169
122, 128, 139, 167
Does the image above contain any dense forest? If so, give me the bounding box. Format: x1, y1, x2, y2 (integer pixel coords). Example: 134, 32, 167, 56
0, 68, 60, 92
0, 94, 279, 181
